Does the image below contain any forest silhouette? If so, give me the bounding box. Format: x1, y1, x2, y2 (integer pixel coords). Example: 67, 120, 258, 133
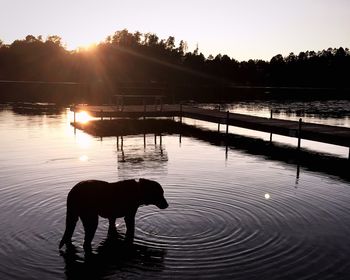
0, 29, 349, 103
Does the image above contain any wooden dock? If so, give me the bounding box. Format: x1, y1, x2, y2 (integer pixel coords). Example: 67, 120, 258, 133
71, 104, 350, 152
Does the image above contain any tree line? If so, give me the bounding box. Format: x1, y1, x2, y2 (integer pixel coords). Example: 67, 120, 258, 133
0, 30, 349, 102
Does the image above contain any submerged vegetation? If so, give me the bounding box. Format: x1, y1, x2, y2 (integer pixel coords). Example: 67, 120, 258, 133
0, 30, 349, 103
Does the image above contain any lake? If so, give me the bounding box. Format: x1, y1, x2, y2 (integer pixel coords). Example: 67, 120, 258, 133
0, 100, 350, 279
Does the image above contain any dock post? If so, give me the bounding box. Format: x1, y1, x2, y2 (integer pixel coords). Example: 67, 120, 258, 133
154, 134, 157, 145
100, 110, 103, 121
144, 134, 146, 149
117, 136, 119, 150
73, 111, 76, 124
298, 118, 302, 150
225, 111, 230, 155
217, 105, 221, 132
180, 104, 183, 124
143, 99, 146, 120
226, 111, 229, 135
270, 109, 273, 143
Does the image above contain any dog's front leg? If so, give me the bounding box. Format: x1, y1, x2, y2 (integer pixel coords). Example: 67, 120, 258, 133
124, 211, 136, 242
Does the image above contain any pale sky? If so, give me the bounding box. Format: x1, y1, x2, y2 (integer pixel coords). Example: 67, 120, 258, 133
1, 0, 349, 61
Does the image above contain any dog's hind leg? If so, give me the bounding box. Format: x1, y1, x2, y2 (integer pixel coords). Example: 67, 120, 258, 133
124, 212, 136, 242
59, 208, 78, 249
81, 214, 98, 252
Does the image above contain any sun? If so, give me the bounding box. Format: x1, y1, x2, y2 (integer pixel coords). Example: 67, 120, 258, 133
76, 42, 98, 52
66, 39, 98, 51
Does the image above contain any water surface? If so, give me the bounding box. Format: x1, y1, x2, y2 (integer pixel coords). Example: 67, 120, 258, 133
0, 104, 350, 279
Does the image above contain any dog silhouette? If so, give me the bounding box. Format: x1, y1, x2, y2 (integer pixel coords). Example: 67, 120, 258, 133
59, 178, 168, 251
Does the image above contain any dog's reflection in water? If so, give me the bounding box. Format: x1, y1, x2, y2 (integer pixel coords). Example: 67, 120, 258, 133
61, 230, 166, 279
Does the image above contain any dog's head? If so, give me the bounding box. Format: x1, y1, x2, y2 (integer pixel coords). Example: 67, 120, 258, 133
139, 178, 168, 209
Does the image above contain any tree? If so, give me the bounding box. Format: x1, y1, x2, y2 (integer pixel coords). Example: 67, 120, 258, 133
46, 35, 62, 46
165, 36, 175, 50
143, 33, 159, 47
178, 40, 188, 55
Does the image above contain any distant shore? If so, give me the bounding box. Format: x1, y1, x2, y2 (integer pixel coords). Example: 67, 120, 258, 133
1, 31, 349, 104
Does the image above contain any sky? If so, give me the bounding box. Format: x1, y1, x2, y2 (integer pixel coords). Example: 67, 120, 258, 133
1, 0, 350, 61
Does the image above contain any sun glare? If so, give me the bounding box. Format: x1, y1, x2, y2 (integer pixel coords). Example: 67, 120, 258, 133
75, 131, 92, 149
75, 111, 93, 124
77, 43, 97, 52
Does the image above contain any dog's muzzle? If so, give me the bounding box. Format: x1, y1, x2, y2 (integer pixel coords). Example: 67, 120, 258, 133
157, 198, 169, 209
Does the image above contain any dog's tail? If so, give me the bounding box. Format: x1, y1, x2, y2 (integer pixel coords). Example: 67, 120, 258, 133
59, 195, 78, 249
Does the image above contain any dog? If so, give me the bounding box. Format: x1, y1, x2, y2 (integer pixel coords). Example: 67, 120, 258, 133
59, 178, 168, 251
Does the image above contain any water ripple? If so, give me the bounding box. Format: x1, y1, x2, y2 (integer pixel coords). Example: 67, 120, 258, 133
1, 110, 350, 279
